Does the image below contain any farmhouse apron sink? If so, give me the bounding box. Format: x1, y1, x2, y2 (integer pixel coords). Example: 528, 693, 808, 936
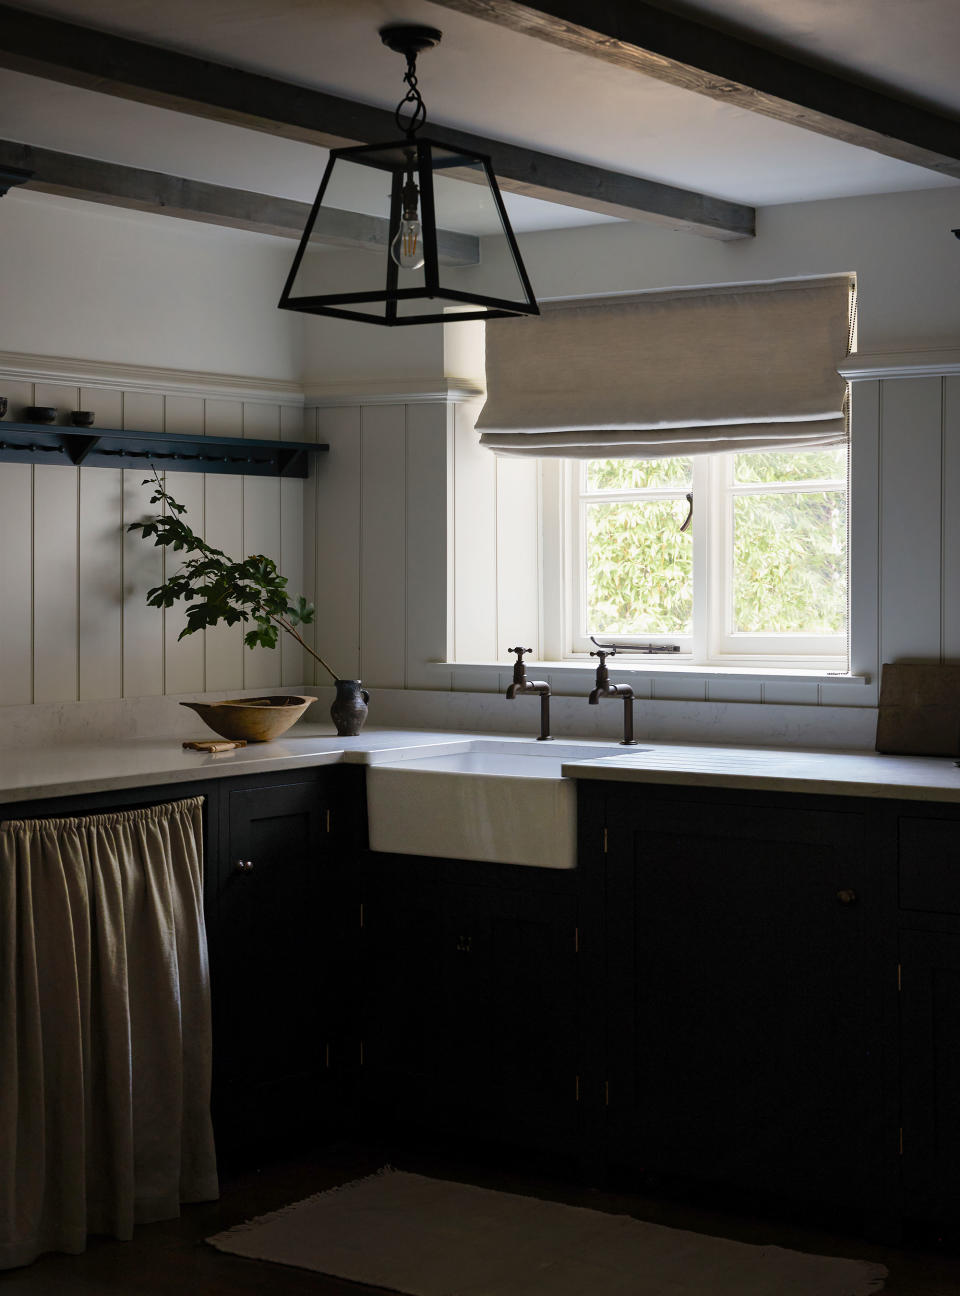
365, 739, 647, 869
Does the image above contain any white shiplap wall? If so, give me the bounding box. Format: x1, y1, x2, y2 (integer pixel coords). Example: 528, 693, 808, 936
4, 359, 958, 752
307, 400, 451, 691
875, 374, 960, 663
0, 373, 308, 706
305, 369, 960, 739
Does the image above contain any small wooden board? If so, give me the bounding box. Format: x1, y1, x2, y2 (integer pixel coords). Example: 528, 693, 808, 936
183, 738, 248, 753
876, 663, 960, 755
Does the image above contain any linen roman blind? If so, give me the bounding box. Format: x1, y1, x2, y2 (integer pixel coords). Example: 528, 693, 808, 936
476, 275, 855, 459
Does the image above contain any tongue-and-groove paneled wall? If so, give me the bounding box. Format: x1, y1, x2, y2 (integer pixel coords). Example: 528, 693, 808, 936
303, 365, 960, 751
308, 399, 451, 692
0, 367, 309, 706
4, 359, 959, 739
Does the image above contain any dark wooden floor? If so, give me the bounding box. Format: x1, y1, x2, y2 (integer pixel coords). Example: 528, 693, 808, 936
2, 1139, 960, 1295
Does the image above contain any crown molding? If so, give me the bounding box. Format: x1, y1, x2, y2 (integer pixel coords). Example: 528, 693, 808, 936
0, 349, 304, 404
840, 349, 960, 381
304, 376, 485, 407
0, 351, 488, 409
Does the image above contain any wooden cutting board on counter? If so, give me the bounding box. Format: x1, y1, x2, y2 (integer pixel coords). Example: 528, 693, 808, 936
876, 662, 960, 755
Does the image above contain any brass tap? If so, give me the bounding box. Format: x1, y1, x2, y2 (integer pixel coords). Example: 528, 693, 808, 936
588, 648, 638, 745
505, 647, 552, 741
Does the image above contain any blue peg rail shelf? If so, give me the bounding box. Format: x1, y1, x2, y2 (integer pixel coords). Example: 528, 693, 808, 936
0, 421, 328, 477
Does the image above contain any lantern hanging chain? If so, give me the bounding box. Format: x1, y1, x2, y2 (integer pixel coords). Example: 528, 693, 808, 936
394, 49, 428, 138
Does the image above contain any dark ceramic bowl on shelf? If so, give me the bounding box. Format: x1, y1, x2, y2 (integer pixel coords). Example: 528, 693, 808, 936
70, 410, 95, 427
24, 406, 57, 424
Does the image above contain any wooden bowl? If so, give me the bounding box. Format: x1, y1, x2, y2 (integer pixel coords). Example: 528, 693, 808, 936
181, 695, 315, 742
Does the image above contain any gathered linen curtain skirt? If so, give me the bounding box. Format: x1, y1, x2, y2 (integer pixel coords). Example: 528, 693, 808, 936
0, 795, 219, 1270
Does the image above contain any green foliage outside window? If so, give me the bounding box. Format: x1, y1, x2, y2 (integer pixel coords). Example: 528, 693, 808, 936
586, 499, 693, 635
732, 491, 846, 633
586, 457, 692, 492
733, 448, 845, 484
583, 447, 847, 640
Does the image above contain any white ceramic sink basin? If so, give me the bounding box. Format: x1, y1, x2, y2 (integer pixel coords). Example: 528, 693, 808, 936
365, 739, 643, 869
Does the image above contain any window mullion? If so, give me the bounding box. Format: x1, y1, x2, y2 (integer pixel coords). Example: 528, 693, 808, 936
709, 452, 733, 664
717, 453, 740, 661
691, 455, 711, 663
580, 487, 693, 504
539, 458, 565, 659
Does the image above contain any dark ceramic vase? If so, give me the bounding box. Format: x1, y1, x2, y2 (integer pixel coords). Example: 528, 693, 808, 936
330, 679, 369, 736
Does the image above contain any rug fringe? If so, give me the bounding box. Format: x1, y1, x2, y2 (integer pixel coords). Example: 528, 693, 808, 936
207, 1165, 397, 1242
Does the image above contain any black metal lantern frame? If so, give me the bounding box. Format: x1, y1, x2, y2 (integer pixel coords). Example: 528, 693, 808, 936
278, 135, 539, 326
278, 24, 539, 327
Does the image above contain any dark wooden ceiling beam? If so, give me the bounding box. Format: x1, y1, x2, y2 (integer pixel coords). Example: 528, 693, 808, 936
431, 0, 960, 178
0, 162, 30, 196
0, 139, 481, 264
0, 2, 754, 239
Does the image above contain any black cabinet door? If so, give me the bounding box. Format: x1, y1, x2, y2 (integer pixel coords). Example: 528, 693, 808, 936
435, 876, 580, 1146
605, 791, 882, 1209
355, 857, 443, 1122
357, 856, 580, 1148
900, 930, 960, 1221
211, 775, 331, 1157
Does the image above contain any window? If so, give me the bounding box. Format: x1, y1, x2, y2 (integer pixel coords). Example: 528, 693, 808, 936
551, 445, 848, 668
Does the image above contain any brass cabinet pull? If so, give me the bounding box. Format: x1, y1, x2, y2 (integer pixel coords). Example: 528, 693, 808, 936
836, 888, 857, 905
235, 859, 254, 873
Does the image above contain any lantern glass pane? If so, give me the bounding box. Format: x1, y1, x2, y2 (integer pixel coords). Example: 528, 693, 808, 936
284, 154, 428, 318
430, 147, 531, 309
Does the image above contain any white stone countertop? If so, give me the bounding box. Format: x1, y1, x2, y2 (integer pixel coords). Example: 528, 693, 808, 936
561, 743, 960, 802
0, 725, 482, 805
2, 724, 960, 806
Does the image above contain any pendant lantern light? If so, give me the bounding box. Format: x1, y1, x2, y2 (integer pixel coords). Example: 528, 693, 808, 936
278, 25, 539, 326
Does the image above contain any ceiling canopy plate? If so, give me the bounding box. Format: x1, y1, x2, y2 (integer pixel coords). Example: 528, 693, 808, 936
379, 25, 443, 60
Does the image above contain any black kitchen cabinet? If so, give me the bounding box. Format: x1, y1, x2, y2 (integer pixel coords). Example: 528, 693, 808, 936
356, 853, 581, 1150
435, 873, 580, 1145
0, 767, 356, 1167
900, 930, 960, 1222
12, 759, 960, 1234
210, 768, 341, 1162
599, 785, 885, 1213
894, 810, 960, 1227
354, 854, 443, 1122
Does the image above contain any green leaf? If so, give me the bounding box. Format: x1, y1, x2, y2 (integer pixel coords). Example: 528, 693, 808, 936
129, 472, 337, 676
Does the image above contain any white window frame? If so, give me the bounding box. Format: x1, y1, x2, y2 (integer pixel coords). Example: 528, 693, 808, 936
542, 449, 849, 671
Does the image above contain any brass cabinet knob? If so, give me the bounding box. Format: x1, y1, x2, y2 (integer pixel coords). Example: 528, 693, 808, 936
836, 888, 857, 905
235, 859, 254, 873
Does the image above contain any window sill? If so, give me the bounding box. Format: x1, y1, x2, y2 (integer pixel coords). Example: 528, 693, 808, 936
434, 660, 868, 687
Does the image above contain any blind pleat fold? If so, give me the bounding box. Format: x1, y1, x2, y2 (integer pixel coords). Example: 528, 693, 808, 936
476, 276, 854, 459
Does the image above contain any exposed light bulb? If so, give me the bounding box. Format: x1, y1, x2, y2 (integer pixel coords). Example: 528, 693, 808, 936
390, 216, 424, 269
390, 170, 425, 270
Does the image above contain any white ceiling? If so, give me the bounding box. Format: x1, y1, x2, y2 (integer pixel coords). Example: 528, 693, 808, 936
1, 0, 958, 235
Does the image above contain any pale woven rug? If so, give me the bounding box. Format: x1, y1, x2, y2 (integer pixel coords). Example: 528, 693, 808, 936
207, 1168, 887, 1295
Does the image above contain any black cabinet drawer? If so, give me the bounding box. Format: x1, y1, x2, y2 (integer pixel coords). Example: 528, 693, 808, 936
899, 817, 960, 914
